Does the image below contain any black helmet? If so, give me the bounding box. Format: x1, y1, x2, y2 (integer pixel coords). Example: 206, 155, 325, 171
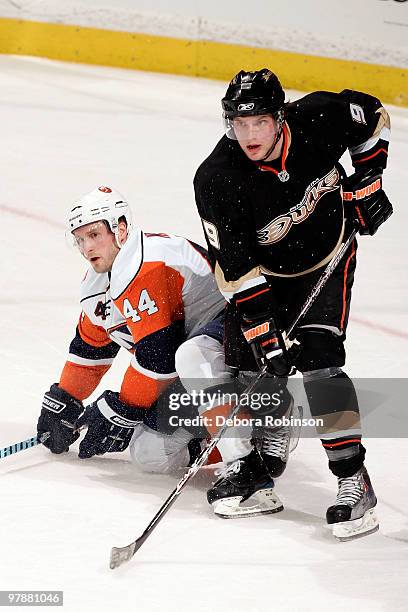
222, 69, 285, 119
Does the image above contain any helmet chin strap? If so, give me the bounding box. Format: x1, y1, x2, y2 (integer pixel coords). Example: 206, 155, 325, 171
112, 221, 128, 249
114, 228, 122, 249
260, 111, 284, 162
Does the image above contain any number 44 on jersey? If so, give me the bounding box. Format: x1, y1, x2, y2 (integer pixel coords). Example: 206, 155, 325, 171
123, 289, 159, 323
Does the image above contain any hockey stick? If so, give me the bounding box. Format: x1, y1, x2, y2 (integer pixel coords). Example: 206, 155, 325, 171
109, 367, 268, 569
110, 227, 357, 569
0, 432, 50, 459
0, 421, 87, 460
286, 227, 357, 338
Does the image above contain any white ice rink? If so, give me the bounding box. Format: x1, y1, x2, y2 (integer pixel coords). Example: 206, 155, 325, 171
1, 56, 407, 612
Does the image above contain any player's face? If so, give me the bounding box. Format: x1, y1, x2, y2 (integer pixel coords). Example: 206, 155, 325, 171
73, 221, 119, 273
232, 114, 281, 161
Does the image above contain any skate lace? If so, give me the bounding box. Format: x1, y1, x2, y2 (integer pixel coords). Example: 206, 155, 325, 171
262, 427, 290, 460
214, 459, 242, 479
336, 474, 364, 507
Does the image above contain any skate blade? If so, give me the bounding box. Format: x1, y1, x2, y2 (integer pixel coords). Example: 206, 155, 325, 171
332, 508, 379, 542
212, 488, 284, 519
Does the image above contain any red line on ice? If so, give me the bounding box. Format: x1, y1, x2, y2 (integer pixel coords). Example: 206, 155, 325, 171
0, 204, 64, 229
2, 203, 407, 341
351, 315, 408, 341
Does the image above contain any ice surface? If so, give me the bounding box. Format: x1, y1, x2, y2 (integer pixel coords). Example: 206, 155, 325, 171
0, 56, 407, 612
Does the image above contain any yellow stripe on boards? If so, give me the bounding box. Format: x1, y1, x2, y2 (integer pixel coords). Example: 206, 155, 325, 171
0, 18, 197, 74
199, 42, 407, 107
0, 17, 406, 106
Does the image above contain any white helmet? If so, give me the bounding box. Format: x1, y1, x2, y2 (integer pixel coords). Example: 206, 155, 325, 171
67, 186, 133, 246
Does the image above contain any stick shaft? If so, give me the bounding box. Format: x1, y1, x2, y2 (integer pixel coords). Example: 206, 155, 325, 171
0, 432, 50, 459
287, 229, 357, 338
110, 228, 357, 567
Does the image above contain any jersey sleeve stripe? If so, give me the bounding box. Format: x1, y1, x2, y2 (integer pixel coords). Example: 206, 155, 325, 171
67, 353, 116, 367
130, 355, 177, 381
349, 128, 390, 156
72, 323, 119, 356
218, 273, 268, 301
352, 148, 388, 164
235, 287, 271, 305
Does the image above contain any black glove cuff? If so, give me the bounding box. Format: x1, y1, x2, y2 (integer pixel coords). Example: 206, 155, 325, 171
344, 166, 383, 188
95, 391, 144, 428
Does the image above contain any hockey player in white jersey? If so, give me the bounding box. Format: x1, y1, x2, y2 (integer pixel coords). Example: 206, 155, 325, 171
37, 186, 233, 470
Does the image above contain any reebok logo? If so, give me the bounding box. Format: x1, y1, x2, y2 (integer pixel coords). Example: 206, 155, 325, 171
237, 103, 255, 111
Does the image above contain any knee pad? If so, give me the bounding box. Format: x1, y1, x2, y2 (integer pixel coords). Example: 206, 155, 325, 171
303, 369, 359, 418
129, 425, 191, 474
295, 327, 346, 372
175, 334, 234, 393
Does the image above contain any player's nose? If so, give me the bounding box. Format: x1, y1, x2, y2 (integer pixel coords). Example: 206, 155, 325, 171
247, 125, 260, 140
83, 239, 95, 257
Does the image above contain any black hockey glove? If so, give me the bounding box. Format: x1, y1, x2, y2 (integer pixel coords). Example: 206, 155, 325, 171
37, 384, 84, 454
343, 168, 393, 236
76, 390, 144, 458
241, 316, 295, 377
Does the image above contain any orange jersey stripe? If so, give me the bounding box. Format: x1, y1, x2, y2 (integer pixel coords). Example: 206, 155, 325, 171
340, 241, 356, 330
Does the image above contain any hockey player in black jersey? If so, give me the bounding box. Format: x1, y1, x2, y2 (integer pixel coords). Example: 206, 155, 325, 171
194, 68, 393, 540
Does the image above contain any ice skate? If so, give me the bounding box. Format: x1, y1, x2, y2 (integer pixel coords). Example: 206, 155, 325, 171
207, 448, 283, 518
326, 466, 379, 541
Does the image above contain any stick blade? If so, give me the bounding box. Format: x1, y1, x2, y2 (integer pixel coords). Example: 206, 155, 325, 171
110, 542, 136, 570
110, 535, 147, 569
